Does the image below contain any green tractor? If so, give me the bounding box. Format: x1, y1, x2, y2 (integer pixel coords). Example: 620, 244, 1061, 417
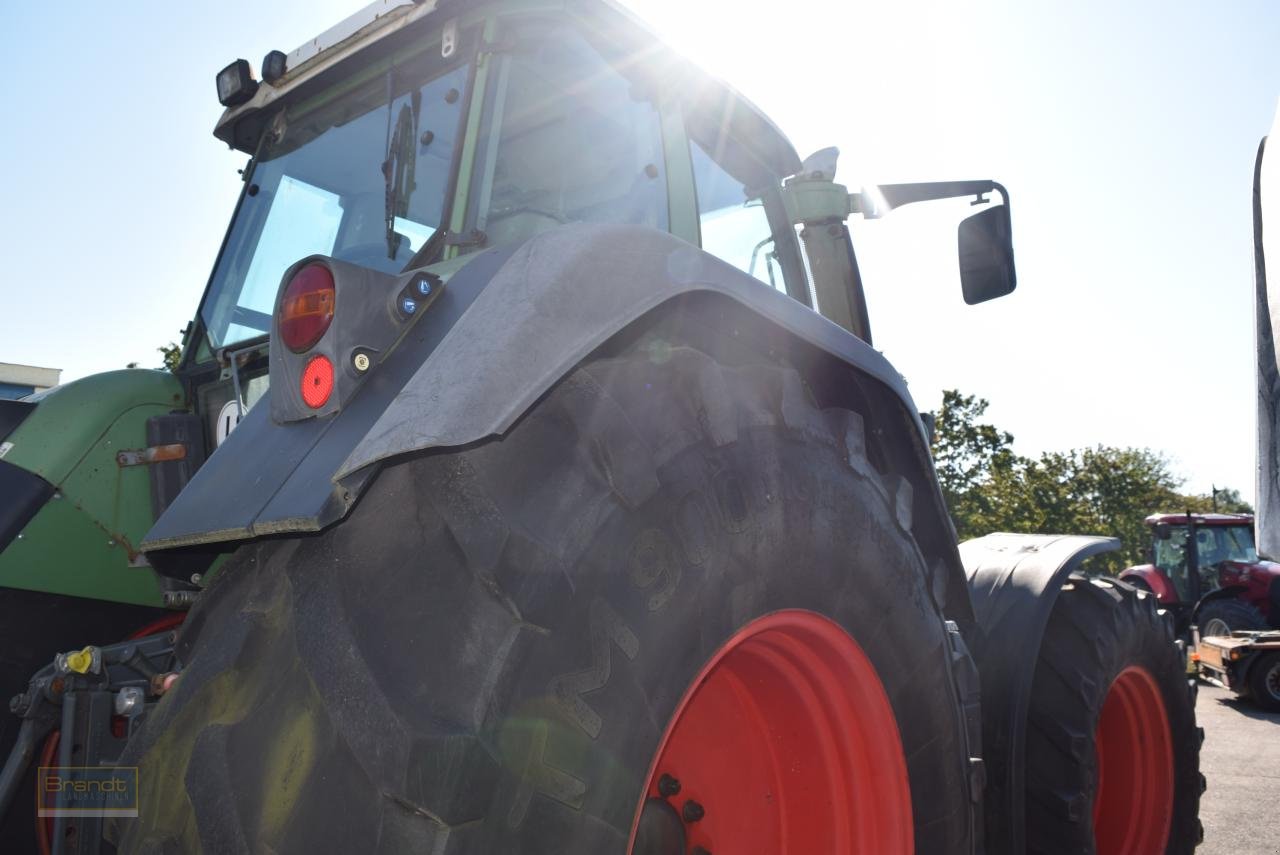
0, 2, 1202, 853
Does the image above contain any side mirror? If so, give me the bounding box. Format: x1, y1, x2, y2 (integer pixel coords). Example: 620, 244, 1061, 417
958, 204, 1016, 304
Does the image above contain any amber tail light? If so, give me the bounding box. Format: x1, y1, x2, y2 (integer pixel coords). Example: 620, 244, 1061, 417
279, 264, 335, 353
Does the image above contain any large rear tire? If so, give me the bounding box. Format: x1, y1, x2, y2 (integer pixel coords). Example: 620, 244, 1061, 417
1025, 576, 1202, 854
111, 345, 978, 853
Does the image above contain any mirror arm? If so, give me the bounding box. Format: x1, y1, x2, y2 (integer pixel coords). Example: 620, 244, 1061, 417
858, 180, 1009, 219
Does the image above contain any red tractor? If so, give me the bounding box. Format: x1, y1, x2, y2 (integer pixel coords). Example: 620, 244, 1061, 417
1120, 512, 1280, 636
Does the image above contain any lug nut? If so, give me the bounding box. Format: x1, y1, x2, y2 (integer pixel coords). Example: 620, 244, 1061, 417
657, 773, 681, 798
681, 800, 705, 823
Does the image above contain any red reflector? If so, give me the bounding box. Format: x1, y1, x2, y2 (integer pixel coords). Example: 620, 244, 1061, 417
280, 264, 335, 353
300, 354, 334, 409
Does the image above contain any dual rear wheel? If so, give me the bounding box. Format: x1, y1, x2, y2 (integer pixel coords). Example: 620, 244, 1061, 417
113, 345, 1197, 854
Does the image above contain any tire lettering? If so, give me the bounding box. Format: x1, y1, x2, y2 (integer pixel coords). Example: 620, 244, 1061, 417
629, 528, 682, 612
547, 598, 639, 738
506, 720, 588, 827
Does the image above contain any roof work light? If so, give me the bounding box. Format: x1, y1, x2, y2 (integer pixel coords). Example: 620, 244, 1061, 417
262, 50, 288, 85
216, 59, 259, 108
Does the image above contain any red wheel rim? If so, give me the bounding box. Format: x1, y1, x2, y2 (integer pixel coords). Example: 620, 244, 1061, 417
628, 610, 913, 854
1093, 665, 1174, 854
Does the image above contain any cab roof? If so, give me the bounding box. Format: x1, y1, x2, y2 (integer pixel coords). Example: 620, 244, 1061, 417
213, 0, 802, 178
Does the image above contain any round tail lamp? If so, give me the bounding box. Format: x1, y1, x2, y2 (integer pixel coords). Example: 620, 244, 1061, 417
279, 264, 335, 352
300, 355, 335, 409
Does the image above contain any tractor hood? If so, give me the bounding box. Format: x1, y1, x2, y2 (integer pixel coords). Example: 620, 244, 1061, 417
1220, 559, 1280, 582
0, 370, 184, 605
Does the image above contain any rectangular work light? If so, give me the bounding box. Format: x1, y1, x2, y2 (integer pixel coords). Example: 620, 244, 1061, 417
216, 59, 259, 108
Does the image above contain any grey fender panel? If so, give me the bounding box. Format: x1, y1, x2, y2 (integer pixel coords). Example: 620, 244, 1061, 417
141, 246, 519, 551
144, 224, 938, 560
338, 222, 919, 477
960, 532, 1120, 855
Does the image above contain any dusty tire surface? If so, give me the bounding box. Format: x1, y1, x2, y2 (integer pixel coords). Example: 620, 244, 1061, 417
111, 344, 977, 854
1024, 576, 1202, 854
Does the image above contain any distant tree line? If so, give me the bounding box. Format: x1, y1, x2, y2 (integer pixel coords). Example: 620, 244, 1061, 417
931, 390, 1252, 574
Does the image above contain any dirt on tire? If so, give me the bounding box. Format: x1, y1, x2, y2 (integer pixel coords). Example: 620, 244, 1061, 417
1025, 577, 1202, 854
110, 344, 979, 854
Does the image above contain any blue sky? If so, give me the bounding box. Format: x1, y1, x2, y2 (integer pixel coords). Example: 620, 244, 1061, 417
1, 0, 1276, 500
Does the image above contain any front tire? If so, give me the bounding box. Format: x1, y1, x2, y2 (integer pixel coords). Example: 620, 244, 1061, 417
1025, 576, 1202, 854
113, 345, 978, 853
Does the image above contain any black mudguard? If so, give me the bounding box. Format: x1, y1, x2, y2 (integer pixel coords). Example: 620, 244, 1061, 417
142, 224, 970, 617
0, 460, 54, 554
960, 532, 1121, 855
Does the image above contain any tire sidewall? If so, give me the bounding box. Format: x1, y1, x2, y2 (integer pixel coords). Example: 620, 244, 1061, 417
483, 428, 968, 852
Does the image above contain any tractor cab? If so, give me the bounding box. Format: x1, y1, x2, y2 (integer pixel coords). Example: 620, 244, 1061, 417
173, 0, 1014, 486
182, 1, 821, 458
1119, 512, 1280, 635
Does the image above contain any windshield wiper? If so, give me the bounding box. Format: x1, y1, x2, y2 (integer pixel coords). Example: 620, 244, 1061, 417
382, 86, 421, 260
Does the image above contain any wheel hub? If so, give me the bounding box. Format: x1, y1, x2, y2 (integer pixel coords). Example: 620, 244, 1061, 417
1264, 659, 1280, 701
1093, 666, 1175, 854
628, 610, 913, 854
1203, 617, 1230, 637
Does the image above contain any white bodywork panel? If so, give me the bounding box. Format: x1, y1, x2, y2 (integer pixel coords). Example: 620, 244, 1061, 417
1257, 100, 1279, 559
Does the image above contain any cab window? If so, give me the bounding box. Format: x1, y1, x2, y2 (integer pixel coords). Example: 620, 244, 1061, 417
690, 139, 779, 288
468, 22, 669, 249
1154, 527, 1193, 601
686, 125, 808, 302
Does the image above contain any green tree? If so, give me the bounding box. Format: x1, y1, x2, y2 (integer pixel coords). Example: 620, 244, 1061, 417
930, 390, 1253, 574
930, 390, 1024, 539
1180, 486, 1253, 514
1033, 446, 1183, 573
158, 342, 181, 372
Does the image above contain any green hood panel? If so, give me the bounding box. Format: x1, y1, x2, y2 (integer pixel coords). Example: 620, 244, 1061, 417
2, 369, 184, 485
0, 369, 186, 606
0, 494, 165, 605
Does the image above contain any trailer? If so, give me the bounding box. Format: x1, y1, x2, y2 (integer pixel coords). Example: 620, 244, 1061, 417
1196, 630, 1280, 711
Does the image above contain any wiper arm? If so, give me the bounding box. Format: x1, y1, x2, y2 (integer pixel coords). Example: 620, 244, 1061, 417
382, 88, 421, 260
400, 226, 448, 272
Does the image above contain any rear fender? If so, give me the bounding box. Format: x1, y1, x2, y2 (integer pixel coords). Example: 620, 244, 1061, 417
1119, 564, 1179, 604
961, 532, 1121, 855
143, 224, 972, 620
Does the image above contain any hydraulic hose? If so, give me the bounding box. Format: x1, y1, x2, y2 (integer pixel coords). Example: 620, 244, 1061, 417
0, 717, 43, 826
